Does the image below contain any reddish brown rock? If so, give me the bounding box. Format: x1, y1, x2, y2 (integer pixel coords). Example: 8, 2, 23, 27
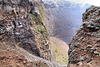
0, 50, 49, 67
68, 6, 100, 67
0, 0, 51, 60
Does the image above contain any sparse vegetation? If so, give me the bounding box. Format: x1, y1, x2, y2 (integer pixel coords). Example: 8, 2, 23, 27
50, 37, 69, 64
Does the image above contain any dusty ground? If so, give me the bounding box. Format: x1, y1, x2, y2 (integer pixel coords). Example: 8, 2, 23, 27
0, 50, 49, 67
0, 50, 31, 67
50, 37, 69, 64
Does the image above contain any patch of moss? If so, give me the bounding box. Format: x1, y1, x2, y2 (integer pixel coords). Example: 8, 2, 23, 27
39, 6, 43, 17
30, 13, 38, 21
38, 26, 47, 32
39, 5, 46, 22
29, 13, 41, 24
55, 47, 58, 53
29, 6, 50, 60
33, 63, 37, 66
34, 25, 47, 32
55, 50, 68, 64
51, 41, 68, 64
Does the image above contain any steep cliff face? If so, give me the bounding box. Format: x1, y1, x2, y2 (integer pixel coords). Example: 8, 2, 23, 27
0, 0, 50, 60
0, 0, 68, 67
68, 6, 100, 67
43, 1, 90, 44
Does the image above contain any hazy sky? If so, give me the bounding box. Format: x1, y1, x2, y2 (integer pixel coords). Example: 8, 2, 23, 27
42, 0, 100, 6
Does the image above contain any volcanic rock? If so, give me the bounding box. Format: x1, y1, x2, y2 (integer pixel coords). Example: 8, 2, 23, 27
68, 6, 100, 67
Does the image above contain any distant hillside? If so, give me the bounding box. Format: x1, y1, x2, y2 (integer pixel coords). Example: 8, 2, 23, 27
43, 1, 91, 44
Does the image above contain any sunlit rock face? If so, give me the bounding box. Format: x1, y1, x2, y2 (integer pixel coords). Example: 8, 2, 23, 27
43, 1, 90, 44
0, 0, 68, 67
68, 6, 100, 67
0, 0, 51, 60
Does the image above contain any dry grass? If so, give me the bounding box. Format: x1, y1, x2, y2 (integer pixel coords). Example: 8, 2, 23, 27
50, 37, 69, 64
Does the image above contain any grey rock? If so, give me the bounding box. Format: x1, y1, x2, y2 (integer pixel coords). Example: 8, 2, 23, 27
76, 56, 84, 62
4, 0, 9, 3
87, 33, 91, 36
97, 38, 100, 42
78, 37, 83, 41
0, 27, 6, 34
11, 0, 21, 4
95, 27, 99, 30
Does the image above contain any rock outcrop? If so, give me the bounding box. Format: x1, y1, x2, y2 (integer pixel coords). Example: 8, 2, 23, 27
0, 0, 51, 60
0, 0, 68, 67
0, 49, 68, 67
68, 6, 100, 67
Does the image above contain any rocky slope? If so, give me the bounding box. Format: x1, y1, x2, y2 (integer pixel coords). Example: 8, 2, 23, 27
43, 1, 90, 44
50, 37, 69, 64
68, 6, 100, 67
0, 0, 51, 60
0, 49, 68, 67
0, 0, 68, 67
